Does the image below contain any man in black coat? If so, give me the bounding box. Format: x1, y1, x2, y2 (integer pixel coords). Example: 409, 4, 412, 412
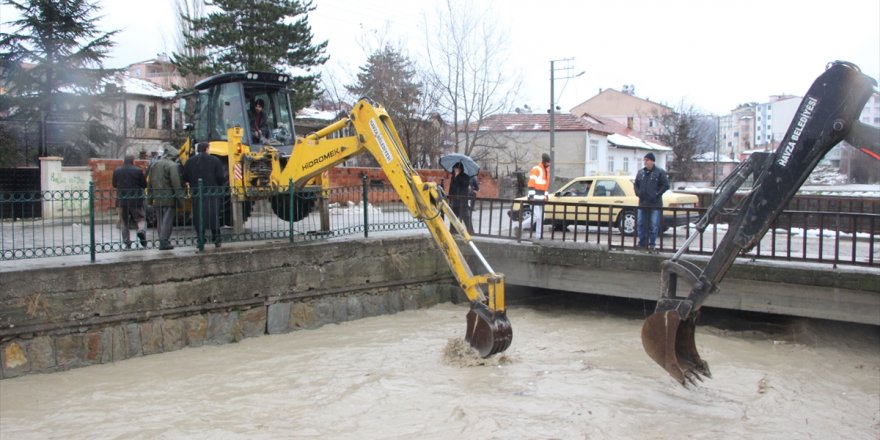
112, 154, 147, 249
633, 152, 670, 250
183, 143, 229, 247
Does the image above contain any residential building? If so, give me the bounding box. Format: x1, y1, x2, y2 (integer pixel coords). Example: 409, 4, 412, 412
569, 88, 672, 140
718, 104, 755, 159
125, 55, 188, 90
753, 94, 800, 149
691, 151, 739, 184
467, 112, 670, 184
101, 73, 178, 157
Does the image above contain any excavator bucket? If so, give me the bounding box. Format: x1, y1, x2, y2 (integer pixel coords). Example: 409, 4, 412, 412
465, 303, 512, 357
641, 310, 711, 386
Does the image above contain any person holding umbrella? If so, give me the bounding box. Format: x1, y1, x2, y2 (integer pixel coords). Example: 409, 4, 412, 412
439, 153, 480, 235
447, 162, 474, 234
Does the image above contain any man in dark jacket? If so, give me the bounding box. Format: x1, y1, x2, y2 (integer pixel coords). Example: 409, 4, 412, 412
148, 146, 185, 250
634, 152, 669, 250
112, 154, 147, 249
183, 142, 229, 248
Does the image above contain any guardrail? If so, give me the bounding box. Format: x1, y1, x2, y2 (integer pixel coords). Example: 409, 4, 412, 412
461, 196, 879, 268
0, 178, 421, 262
2, 183, 877, 268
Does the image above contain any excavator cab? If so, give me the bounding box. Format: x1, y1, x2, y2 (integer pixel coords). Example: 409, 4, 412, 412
178, 72, 321, 224
185, 72, 296, 154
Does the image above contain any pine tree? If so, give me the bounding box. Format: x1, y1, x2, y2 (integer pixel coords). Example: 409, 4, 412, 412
346, 45, 433, 165
0, 0, 120, 164
173, 0, 328, 110
346, 45, 421, 127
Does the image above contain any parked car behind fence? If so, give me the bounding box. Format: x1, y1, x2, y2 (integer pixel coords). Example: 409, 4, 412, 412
507, 175, 700, 235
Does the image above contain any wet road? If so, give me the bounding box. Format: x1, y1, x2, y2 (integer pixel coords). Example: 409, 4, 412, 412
1, 295, 878, 439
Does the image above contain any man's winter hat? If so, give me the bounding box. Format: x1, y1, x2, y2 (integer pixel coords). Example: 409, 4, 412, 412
644, 152, 656, 161
542, 153, 551, 163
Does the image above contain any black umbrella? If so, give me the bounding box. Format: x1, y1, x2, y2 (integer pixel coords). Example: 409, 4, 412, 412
439, 153, 481, 176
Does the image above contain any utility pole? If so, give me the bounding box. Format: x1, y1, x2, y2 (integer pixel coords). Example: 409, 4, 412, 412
549, 58, 584, 184
713, 115, 719, 186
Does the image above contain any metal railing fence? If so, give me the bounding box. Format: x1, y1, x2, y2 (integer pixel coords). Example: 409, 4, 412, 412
459, 196, 879, 268
0, 179, 423, 262
2, 186, 877, 268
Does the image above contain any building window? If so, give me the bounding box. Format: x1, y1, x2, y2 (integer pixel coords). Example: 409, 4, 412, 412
135, 104, 145, 128
148, 105, 157, 129
607, 156, 615, 173
162, 109, 172, 130
623, 156, 629, 172
589, 139, 599, 161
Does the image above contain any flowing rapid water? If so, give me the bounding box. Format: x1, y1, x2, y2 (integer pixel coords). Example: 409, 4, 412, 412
1, 293, 878, 440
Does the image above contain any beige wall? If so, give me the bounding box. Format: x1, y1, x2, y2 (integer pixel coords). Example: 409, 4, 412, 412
474, 130, 591, 185
570, 90, 671, 138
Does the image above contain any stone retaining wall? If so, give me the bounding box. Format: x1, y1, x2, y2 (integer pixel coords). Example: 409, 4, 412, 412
0, 236, 459, 378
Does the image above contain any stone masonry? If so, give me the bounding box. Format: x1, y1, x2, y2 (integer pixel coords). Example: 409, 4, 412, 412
0, 236, 460, 378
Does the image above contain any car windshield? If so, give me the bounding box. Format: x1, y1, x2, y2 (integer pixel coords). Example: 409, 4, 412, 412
558, 181, 591, 196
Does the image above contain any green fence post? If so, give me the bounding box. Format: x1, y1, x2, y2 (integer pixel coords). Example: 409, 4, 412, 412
197, 178, 205, 251
362, 174, 369, 238
89, 181, 96, 262
288, 178, 295, 243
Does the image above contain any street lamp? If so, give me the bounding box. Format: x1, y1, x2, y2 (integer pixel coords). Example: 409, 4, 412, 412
549, 58, 584, 183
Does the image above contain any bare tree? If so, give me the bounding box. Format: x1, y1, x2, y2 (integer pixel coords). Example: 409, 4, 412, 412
422, 0, 520, 161
653, 100, 714, 182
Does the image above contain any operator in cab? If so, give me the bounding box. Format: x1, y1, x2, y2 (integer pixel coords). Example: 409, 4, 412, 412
249, 98, 270, 143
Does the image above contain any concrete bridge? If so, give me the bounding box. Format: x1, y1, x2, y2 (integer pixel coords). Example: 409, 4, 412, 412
1, 234, 877, 378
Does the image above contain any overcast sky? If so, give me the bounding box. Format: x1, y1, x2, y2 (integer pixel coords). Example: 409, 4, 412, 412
2, 0, 878, 115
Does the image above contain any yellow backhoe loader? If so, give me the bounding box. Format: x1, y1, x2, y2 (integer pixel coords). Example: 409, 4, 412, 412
174, 72, 511, 357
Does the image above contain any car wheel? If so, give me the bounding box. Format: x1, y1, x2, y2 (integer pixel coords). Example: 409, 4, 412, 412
617, 209, 637, 236
552, 220, 568, 231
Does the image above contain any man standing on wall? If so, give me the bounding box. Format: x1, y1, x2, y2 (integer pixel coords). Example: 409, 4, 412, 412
515, 153, 551, 239
148, 146, 185, 250
112, 154, 147, 249
634, 152, 669, 250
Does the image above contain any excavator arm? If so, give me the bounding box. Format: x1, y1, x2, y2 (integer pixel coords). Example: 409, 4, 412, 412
271, 98, 511, 357
641, 61, 878, 385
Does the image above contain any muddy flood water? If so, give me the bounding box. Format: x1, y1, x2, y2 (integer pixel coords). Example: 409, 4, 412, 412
1, 291, 878, 440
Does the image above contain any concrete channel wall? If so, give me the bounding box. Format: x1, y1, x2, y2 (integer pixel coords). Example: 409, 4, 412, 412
0, 237, 460, 379
2, 235, 878, 379
477, 240, 880, 326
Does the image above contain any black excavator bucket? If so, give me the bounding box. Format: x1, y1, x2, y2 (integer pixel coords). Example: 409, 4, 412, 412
641, 309, 711, 386
465, 302, 512, 357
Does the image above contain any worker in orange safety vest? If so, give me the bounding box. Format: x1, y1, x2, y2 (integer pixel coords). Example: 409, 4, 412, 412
515, 153, 551, 239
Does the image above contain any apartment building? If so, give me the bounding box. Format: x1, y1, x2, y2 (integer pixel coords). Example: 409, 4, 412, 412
753, 94, 800, 149
718, 104, 754, 159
